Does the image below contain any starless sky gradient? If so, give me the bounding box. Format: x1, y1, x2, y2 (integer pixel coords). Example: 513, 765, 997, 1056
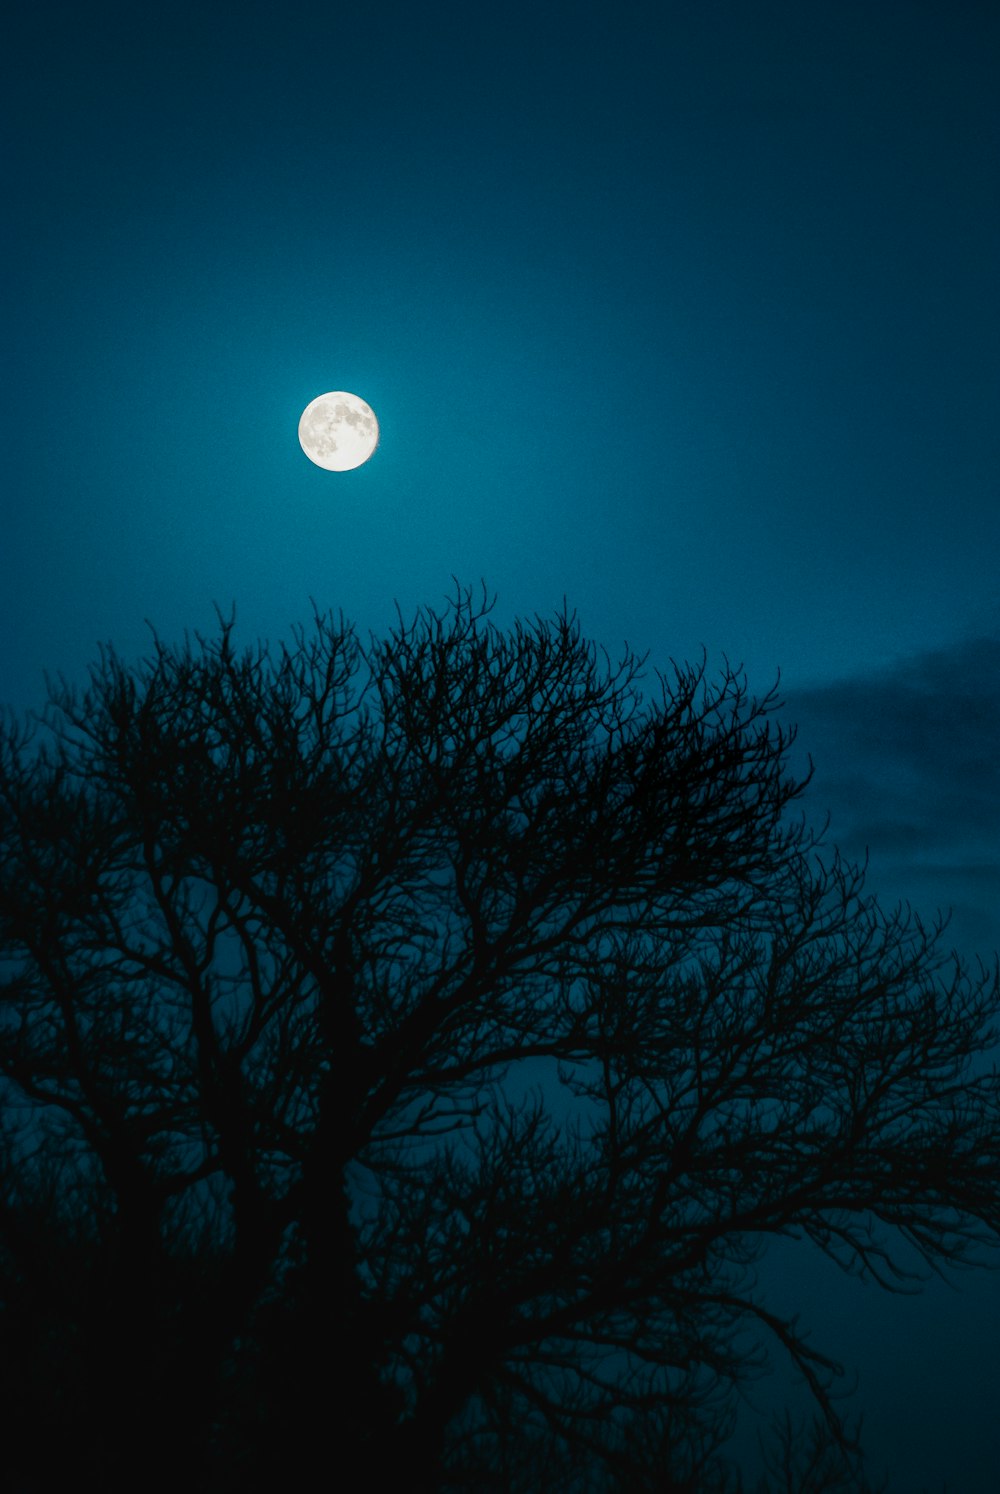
2, 2, 999, 1487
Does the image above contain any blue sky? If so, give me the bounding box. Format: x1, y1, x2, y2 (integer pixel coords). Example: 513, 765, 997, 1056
3, 2, 999, 1486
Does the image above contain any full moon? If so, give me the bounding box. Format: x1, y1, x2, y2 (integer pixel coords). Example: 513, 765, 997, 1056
298, 391, 379, 471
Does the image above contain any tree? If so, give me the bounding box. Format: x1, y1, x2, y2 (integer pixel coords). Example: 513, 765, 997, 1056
0, 586, 997, 1491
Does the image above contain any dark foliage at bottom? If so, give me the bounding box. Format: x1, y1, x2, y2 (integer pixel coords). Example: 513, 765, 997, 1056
0, 590, 996, 1490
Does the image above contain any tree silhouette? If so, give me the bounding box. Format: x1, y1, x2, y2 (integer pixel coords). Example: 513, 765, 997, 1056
0, 587, 997, 1490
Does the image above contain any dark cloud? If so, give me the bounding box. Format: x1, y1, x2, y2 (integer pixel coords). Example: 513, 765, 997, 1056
782, 637, 1000, 958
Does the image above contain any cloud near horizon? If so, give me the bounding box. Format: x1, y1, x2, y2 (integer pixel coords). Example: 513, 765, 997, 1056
782, 636, 1000, 959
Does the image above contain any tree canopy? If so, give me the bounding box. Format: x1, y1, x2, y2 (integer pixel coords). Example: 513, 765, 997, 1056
0, 588, 997, 1490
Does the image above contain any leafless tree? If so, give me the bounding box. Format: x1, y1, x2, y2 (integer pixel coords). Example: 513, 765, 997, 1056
0, 586, 997, 1490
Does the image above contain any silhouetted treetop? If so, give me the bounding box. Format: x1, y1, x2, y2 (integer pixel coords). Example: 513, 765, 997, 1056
0, 586, 997, 1491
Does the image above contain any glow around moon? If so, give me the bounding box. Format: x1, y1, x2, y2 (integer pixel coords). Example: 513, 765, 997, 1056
298, 391, 379, 471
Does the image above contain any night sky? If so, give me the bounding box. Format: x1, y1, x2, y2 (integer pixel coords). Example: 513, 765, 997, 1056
3, 3, 999, 1487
